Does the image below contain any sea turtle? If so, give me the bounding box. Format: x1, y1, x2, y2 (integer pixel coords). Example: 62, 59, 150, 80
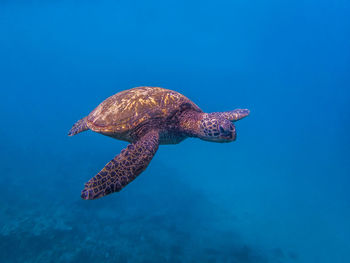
68, 86, 249, 200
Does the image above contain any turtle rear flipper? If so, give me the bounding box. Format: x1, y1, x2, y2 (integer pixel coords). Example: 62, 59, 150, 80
81, 130, 159, 200
68, 117, 89, 136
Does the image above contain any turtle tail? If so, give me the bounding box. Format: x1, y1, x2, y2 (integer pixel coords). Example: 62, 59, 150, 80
68, 117, 89, 136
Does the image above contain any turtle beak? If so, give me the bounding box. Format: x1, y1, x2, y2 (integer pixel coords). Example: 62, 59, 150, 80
221, 133, 236, 141
219, 123, 236, 142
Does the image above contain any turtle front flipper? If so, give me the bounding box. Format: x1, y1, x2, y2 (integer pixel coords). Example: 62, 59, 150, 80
219, 109, 250, 122
81, 130, 159, 200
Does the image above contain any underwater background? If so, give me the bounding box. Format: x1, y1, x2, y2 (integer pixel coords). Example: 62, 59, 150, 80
1, 0, 349, 262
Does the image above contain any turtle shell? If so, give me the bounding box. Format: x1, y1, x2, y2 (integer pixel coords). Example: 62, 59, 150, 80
87, 87, 202, 134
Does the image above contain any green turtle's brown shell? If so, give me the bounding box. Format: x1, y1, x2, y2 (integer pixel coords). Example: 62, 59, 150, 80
86, 86, 202, 134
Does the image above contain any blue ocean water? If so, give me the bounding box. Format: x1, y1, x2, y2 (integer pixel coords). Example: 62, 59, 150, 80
1, 0, 349, 262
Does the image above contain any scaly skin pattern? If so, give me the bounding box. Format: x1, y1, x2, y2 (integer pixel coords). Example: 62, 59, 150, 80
178, 110, 249, 142
81, 130, 159, 200
199, 114, 236, 141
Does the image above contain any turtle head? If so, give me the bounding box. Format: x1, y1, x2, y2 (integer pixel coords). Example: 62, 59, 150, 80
198, 113, 237, 143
